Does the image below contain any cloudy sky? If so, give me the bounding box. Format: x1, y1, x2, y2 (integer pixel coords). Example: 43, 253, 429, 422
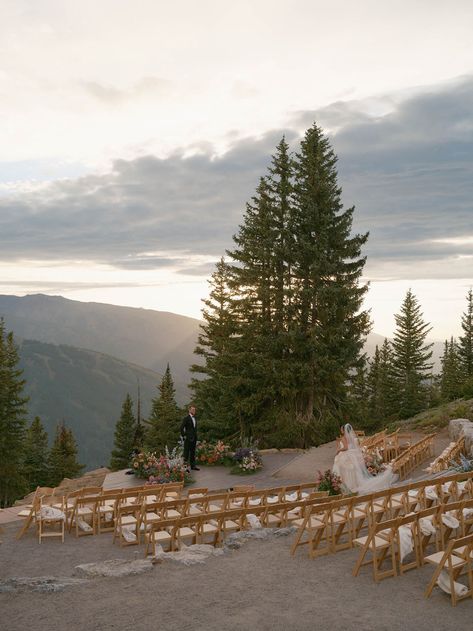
1, 0, 472, 338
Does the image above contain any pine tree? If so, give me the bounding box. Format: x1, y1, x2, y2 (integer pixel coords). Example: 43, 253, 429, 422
348, 358, 370, 429
367, 339, 396, 425
458, 289, 473, 389
391, 290, 433, 418
110, 393, 137, 470
23, 416, 50, 490
191, 258, 245, 440
289, 124, 370, 442
0, 319, 29, 507
146, 364, 181, 453
133, 382, 145, 451
48, 422, 84, 486
192, 125, 370, 447
440, 338, 463, 401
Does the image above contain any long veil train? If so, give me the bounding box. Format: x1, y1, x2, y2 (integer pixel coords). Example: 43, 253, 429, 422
333, 424, 398, 493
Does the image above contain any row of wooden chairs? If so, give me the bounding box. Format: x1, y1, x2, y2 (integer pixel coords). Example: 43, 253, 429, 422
391, 434, 436, 479
113, 487, 330, 547
291, 470, 473, 559
352, 497, 473, 582
429, 436, 466, 473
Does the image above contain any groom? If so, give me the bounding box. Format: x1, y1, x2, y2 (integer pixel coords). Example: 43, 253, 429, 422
180, 404, 200, 470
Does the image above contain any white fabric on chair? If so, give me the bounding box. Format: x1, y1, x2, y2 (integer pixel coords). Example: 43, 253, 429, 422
437, 570, 469, 597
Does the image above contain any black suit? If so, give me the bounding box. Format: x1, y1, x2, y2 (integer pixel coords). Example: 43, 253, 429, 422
180, 414, 197, 468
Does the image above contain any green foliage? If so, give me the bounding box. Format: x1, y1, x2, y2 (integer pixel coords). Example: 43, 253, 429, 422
145, 364, 181, 453
458, 289, 473, 381
0, 319, 29, 507
390, 290, 433, 418
191, 126, 370, 448
440, 338, 463, 401
23, 416, 50, 490
110, 393, 137, 471
48, 422, 84, 486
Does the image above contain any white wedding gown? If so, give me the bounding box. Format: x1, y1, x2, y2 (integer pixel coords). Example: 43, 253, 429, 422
332, 425, 397, 494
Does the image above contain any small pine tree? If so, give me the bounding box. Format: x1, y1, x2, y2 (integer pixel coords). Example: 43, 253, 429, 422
458, 289, 473, 388
146, 364, 181, 453
367, 339, 396, 425
110, 393, 137, 470
48, 422, 84, 486
23, 416, 50, 490
391, 290, 433, 418
440, 338, 463, 401
0, 320, 29, 507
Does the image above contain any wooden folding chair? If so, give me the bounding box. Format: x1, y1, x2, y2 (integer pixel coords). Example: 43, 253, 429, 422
145, 517, 177, 555
330, 496, 355, 552
439, 500, 463, 549
291, 500, 332, 558
69, 494, 98, 537
397, 512, 422, 574
113, 503, 140, 546
36, 495, 66, 544
424, 533, 473, 606
416, 505, 442, 562
353, 517, 399, 581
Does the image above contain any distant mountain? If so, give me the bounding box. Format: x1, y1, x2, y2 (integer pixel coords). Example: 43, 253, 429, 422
18, 339, 160, 469
0, 294, 201, 394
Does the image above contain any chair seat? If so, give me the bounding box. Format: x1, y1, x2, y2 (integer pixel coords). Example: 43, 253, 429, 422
121, 515, 137, 525
293, 516, 324, 528
166, 509, 181, 518
77, 507, 94, 516
144, 512, 160, 521
208, 504, 224, 512
266, 514, 282, 524
354, 535, 391, 549
154, 530, 172, 541
202, 523, 219, 533
425, 551, 465, 567
332, 511, 349, 523
223, 520, 239, 529
178, 527, 195, 537
188, 507, 202, 515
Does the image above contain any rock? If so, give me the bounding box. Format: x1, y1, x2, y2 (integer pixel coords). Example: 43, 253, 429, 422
154, 544, 224, 566
463, 427, 473, 456
273, 526, 297, 537
74, 558, 154, 578
0, 576, 87, 593
449, 419, 473, 441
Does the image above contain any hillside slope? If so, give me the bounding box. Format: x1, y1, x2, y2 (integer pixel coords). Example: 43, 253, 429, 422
19, 339, 162, 469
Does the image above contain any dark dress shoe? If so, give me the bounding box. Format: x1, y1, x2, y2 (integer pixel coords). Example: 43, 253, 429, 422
191, 466, 200, 471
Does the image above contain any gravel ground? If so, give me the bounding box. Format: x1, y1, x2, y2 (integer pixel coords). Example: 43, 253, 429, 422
0, 519, 470, 631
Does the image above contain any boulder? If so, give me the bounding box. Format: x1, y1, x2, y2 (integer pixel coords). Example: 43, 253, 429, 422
153, 544, 224, 566
449, 419, 473, 441
74, 558, 154, 578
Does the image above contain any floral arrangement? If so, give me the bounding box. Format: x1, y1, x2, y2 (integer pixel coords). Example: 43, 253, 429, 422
132, 446, 193, 485
452, 453, 473, 473
196, 440, 231, 466
231, 447, 263, 475
363, 448, 387, 476
315, 469, 342, 496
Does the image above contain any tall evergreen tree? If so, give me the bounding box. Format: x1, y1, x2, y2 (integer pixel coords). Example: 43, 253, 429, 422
440, 337, 463, 401
192, 125, 370, 447
23, 416, 50, 490
367, 339, 396, 425
288, 124, 370, 442
458, 289, 473, 385
0, 319, 29, 507
110, 393, 137, 470
391, 290, 433, 418
48, 422, 84, 486
146, 364, 181, 453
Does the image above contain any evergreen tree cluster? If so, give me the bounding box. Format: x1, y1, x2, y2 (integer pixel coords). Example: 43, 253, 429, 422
349, 288, 473, 429
109, 365, 182, 470
0, 319, 84, 507
191, 125, 371, 447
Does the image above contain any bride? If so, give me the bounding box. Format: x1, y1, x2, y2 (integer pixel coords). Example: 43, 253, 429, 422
332, 424, 397, 493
